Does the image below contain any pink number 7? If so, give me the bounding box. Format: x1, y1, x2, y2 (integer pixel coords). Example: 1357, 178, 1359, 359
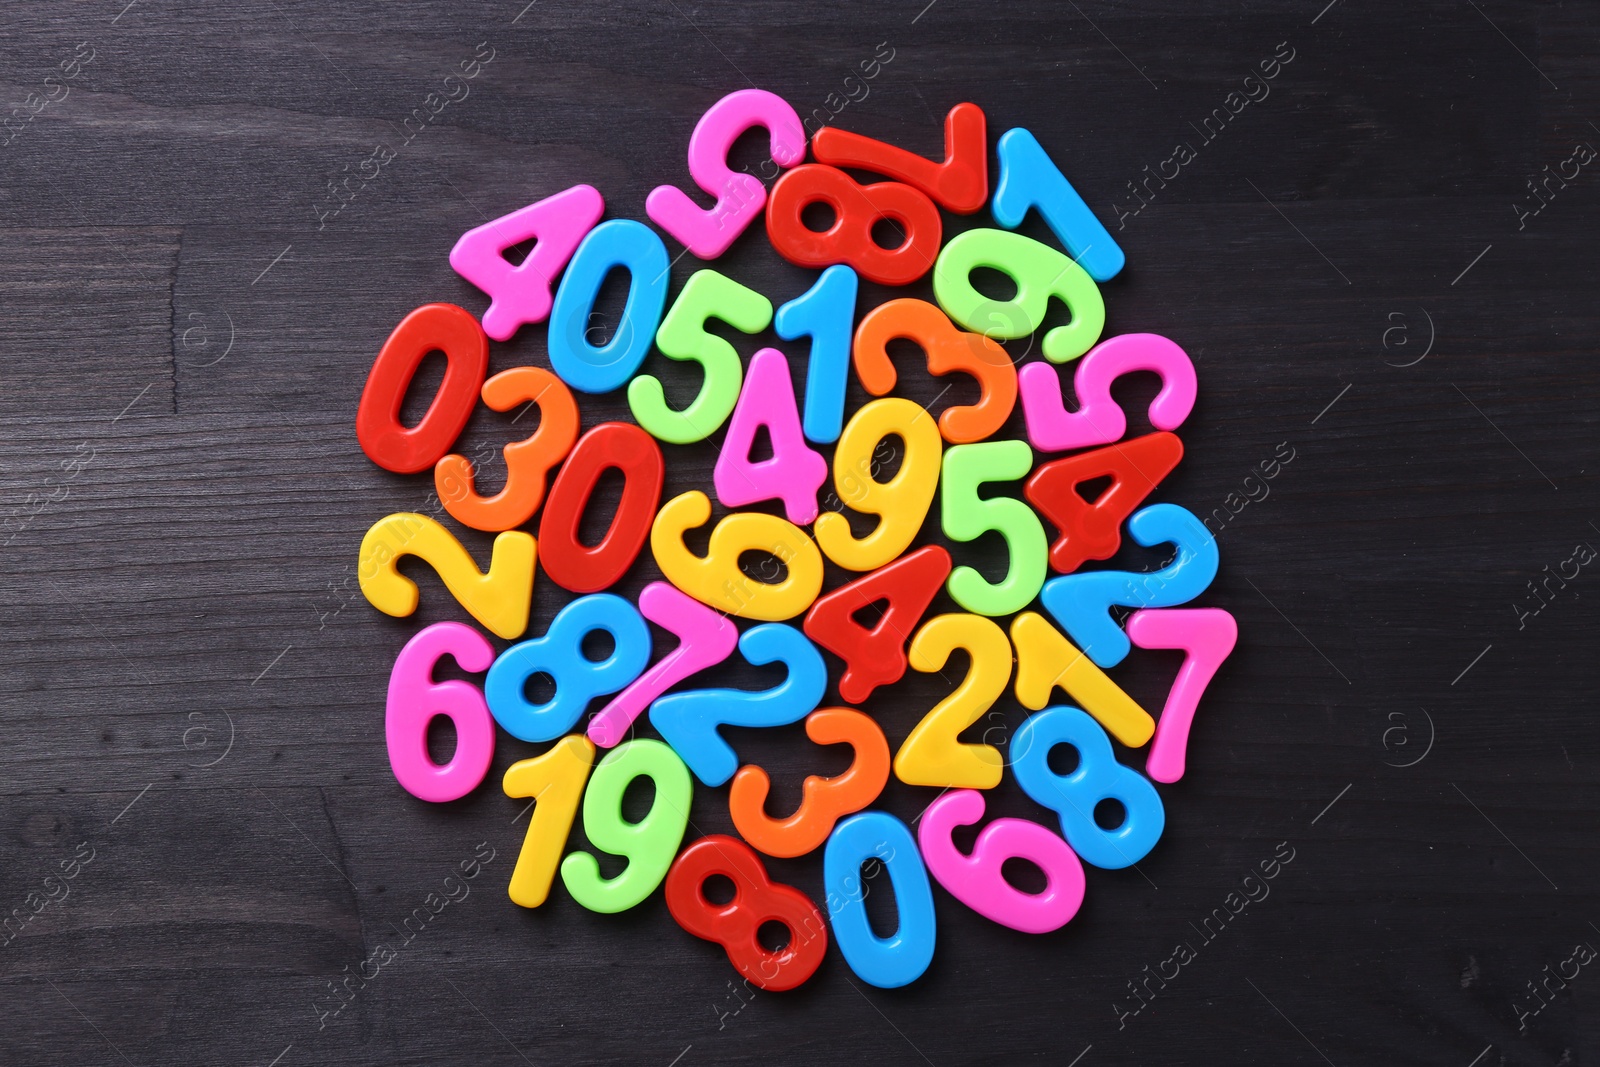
1126, 608, 1237, 783
585, 582, 739, 748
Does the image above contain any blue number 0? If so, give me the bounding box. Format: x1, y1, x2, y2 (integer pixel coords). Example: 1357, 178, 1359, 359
823, 812, 936, 988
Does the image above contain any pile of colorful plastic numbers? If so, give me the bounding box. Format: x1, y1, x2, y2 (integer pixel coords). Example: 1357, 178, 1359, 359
354, 90, 1236, 991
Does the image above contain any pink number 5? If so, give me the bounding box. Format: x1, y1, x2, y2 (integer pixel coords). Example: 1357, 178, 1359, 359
917, 789, 1085, 934
646, 90, 807, 260
1127, 607, 1237, 783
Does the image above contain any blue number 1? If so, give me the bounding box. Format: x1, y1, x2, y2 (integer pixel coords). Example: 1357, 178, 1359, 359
992, 128, 1125, 283
774, 264, 858, 445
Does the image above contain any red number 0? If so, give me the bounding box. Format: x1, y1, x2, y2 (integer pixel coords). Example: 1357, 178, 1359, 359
538, 422, 665, 593
356, 303, 487, 473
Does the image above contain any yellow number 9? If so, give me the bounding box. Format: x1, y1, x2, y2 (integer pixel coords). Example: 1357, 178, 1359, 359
814, 398, 942, 571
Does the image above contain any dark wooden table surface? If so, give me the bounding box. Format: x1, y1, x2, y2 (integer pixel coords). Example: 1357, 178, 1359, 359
1, 1, 1595, 1064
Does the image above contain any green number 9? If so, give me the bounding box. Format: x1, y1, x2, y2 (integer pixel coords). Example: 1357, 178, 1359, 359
932, 228, 1104, 364
560, 738, 692, 913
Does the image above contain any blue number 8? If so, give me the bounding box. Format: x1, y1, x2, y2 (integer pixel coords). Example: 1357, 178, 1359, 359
485, 593, 650, 742
1012, 705, 1164, 869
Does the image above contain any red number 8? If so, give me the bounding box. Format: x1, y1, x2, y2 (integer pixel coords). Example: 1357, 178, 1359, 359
665, 835, 828, 991
765, 164, 941, 287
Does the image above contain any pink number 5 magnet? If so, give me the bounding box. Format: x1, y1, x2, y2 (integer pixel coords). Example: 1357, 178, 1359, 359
1019, 332, 1198, 453
646, 90, 807, 260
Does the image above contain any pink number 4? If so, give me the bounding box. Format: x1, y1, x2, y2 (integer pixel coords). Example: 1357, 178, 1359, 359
450, 184, 605, 341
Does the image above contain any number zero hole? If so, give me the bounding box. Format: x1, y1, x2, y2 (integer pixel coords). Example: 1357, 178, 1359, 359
1093, 797, 1127, 831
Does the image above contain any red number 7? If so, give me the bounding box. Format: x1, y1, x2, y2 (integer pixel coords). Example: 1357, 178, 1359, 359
812, 102, 987, 214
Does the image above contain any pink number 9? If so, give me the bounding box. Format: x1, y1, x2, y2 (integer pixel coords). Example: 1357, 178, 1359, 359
386, 621, 497, 802
646, 89, 807, 259
916, 789, 1085, 934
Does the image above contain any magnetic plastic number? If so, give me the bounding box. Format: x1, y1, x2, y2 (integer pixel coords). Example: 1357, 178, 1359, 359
729, 708, 890, 859
991, 128, 1124, 282
714, 348, 829, 525
646, 89, 807, 259
665, 835, 828, 991
895, 614, 1010, 790
1012, 706, 1165, 869
358, 513, 535, 640
386, 621, 496, 802
538, 422, 664, 594
1039, 503, 1219, 668
560, 739, 692, 913
356, 303, 488, 473
1127, 608, 1237, 783
1019, 332, 1198, 452
917, 789, 1085, 934
812, 102, 987, 214
932, 228, 1105, 364
547, 219, 670, 394
485, 593, 650, 742
435, 366, 579, 532
1010, 611, 1153, 748
629, 270, 772, 443
940, 440, 1048, 617
503, 735, 595, 907
587, 582, 739, 749
823, 812, 936, 989
773, 265, 858, 444
852, 298, 1017, 444
449, 184, 605, 340
651, 491, 824, 621
1025, 432, 1183, 573
814, 398, 942, 572
766, 164, 942, 287
802, 545, 951, 704
651, 623, 826, 787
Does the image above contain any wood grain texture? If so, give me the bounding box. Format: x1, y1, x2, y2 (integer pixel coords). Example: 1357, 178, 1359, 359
0, 1, 1596, 1064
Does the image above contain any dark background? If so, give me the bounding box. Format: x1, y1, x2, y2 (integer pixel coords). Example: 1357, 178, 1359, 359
0, 1, 1595, 1064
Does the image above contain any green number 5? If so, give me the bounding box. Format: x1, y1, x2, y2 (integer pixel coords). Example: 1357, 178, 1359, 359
940, 440, 1047, 616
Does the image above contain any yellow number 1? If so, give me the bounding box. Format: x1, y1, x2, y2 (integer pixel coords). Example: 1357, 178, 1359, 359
502, 735, 595, 907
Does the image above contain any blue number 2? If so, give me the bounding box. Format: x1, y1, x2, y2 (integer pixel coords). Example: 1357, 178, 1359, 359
649, 623, 825, 786
1039, 503, 1217, 667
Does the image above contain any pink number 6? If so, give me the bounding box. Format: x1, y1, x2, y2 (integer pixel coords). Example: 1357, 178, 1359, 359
646, 89, 807, 259
917, 789, 1085, 934
1019, 332, 1198, 453
386, 621, 497, 802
